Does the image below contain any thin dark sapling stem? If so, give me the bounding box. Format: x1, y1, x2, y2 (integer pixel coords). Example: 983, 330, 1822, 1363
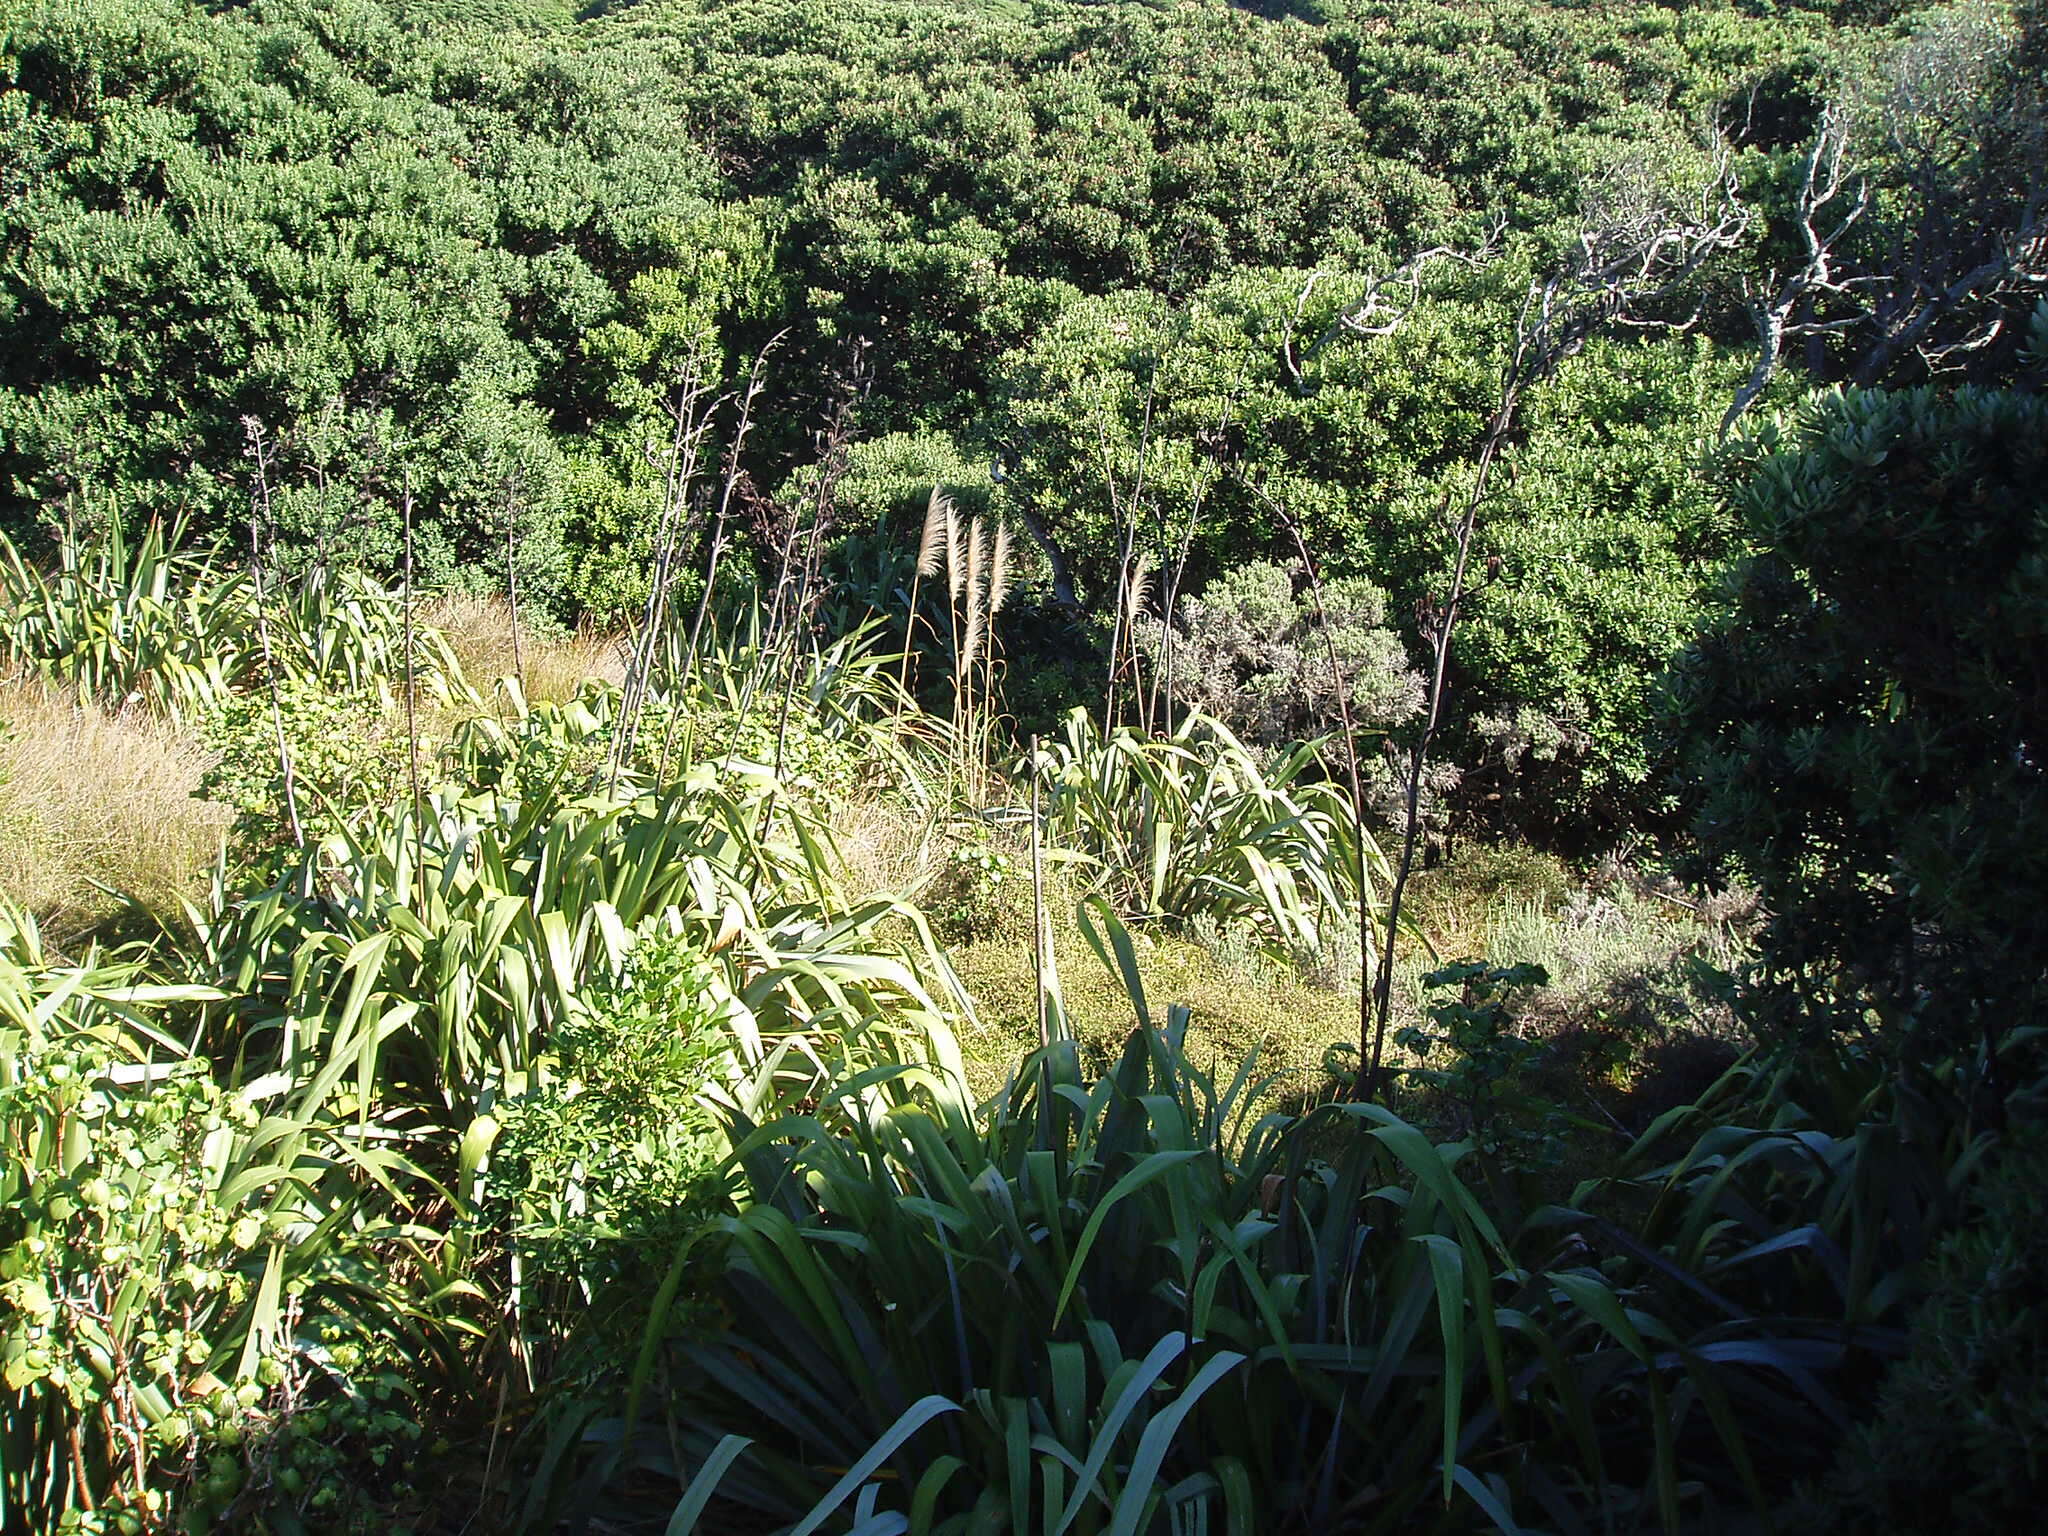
1256, 481, 1378, 1097
1362, 167, 1750, 1096
241, 417, 304, 851
684, 334, 781, 677
502, 469, 525, 698
401, 472, 426, 911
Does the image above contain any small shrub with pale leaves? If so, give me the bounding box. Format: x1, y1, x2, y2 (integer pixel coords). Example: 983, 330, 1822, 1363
1138, 560, 1421, 749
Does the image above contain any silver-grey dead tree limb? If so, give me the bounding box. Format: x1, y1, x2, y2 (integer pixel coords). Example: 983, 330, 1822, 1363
1723, 9, 2047, 433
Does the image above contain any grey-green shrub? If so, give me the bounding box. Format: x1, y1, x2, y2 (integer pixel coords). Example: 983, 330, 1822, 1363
1138, 560, 1421, 749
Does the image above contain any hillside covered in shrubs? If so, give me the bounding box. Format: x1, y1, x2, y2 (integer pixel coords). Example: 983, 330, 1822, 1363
1, 0, 2044, 1532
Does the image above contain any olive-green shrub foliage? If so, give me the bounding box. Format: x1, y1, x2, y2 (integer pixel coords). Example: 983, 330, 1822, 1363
652, 0, 1426, 429
0, 0, 1830, 622
472, 928, 730, 1362
1815, 1127, 2048, 1533
642, 0, 1824, 426
0, 904, 432, 1535
792, 430, 994, 540
1317, 0, 1838, 220
1667, 383, 2048, 1083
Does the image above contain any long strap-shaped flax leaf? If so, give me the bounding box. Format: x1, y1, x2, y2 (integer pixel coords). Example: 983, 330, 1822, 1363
0, 524, 469, 724
1036, 707, 1387, 952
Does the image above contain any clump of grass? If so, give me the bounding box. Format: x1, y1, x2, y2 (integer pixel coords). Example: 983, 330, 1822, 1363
828, 792, 950, 901
424, 592, 624, 703
1483, 887, 1736, 1023
0, 677, 227, 939
1399, 845, 1748, 1031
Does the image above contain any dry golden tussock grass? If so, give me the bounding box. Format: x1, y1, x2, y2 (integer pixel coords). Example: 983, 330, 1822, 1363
829, 794, 948, 901
425, 593, 625, 704
0, 677, 227, 940
949, 918, 1361, 1109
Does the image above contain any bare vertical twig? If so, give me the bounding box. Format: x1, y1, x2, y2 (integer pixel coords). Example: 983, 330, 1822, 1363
685, 334, 784, 676
241, 417, 304, 852
1251, 479, 1377, 1087
1352, 160, 1750, 1097
1029, 733, 1050, 1048
401, 472, 425, 910
1098, 365, 1159, 733
771, 344, 867, 783
502, 469, 525, 697
613, 354, 719, 789
1148, 396, 1236, 734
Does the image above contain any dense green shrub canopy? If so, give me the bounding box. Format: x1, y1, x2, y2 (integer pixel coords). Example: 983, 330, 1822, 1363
1670, 380, 2048, 1080
2, 0, 2038, 848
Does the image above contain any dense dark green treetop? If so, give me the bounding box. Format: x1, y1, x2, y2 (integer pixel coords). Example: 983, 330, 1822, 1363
0, 0, 1822, 588
1670, 368, 2048, 1097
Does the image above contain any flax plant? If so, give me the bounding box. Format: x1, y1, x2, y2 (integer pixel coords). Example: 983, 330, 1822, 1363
623, 911, 1818, 1536
613, 356, 720, 789
1035, 706, 1386, 956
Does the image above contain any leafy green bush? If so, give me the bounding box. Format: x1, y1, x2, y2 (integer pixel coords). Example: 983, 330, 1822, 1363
998, 274, 1764, 844
1668, 384, 2048, 1091
1137, 559, 1421, 748
476, 929, 730, 1348
0, 906, 425, 1535
198, 681, 408, 859
1814, 1128, 2048, 1533
1395, 959, 1557, 1165
0, 0, 728, 593
926, 837, 1019, 944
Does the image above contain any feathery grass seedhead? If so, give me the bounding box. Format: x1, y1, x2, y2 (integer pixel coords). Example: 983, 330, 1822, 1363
987, 518, 1015, 621
961, 517, 989, 674
916, 487, 950, 581
1126, 548, 1159, 623
943, 494, 965, 604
